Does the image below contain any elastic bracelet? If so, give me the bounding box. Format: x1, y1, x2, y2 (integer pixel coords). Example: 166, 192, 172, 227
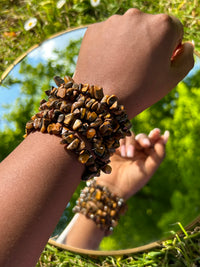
73, 179, 127, 235
24, 75, 132, 180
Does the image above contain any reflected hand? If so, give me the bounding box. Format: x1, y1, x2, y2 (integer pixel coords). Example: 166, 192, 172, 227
96, 128, 169, 200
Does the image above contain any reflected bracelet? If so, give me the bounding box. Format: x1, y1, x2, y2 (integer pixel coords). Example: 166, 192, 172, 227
73, 179, 127, 235
24, 75, 132, 181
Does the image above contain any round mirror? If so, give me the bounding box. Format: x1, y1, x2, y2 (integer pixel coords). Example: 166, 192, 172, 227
1, 26, 200, 255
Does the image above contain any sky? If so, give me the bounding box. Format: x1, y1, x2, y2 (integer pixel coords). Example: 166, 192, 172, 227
0, 27, 87, 130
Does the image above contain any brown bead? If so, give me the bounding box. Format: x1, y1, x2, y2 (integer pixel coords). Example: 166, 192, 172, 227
85, 155, 95, 166
88, 85, 94, 97
101, 95, 109, 104
123, 120, 132, 130
78, 140, 86, 151
86, 201, 97, 212
64, 75, 74, 84
78, 122, 89, 133
78, 150, 90, 164
112, 121, 120, 132
72, 83, 79, 90
81, 171, 96, 181
60, 102, 72, 113
57, 88, 66, 98
66, 138, 80, 150
90, 117, 103, 128
73, 108, 81, 118
112, 202, 117, 209
80, 108, 86, 120
54, 76, 64, 86
71, 100, 84, 112
81, 84, 89, 94
61, 127, 72, 135
40, 118, 50, 133
99, 121, 113, 135
91, 101, 98, 111
110, 101, 118, 111
93, 144, 105, 157
86, 128, 96, 139
63, 133, 75, 144
96, 209, 102, 216
64, 81, 73, 89
94, 86, 104, 100
95, 189, 102, 200
47, 123, 62, 135
88, 164, 98, 172
87, 111, 97, 122
33, 118, 42, 129
107, 95, 118, 106
26, 121, 34, 130
66, 88, 74, 97
96, 102, 107, 114
101, 164, 112, 174
40, 99, 46, 105
72, 119, 82, 130
89, 187, 95, 193
64, 113, 74, 126
50, 87, 58, 96
110, 210, 116, 217
57, 113, 65, 123
85, 98, 96, 109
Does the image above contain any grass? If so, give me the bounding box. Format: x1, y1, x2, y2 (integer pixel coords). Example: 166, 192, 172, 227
1, 0, 200, 266
36, 221, 200, 266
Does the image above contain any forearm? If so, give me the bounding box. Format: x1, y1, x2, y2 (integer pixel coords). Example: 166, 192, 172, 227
0, 131, 83, 267
63, 213, 105, 250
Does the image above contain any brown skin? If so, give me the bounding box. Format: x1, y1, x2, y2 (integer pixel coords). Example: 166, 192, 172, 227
64, 128, 169, 249
74, 9, 194, 118
0, 9, 194, 267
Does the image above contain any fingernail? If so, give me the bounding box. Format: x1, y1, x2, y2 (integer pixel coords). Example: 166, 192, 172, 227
121, 145, 126, 157
149, 128, 160, 138
191, 40, 195, 47
163, 130, 170, 144
127, 145, 134, 158
142, 138, 151, 147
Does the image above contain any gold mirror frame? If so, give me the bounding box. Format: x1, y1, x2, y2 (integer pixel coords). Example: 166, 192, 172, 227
1, 26, 200, 257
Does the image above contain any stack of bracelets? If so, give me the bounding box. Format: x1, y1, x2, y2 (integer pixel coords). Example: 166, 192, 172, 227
24, 75, 132, 181
73, 179, 128, 235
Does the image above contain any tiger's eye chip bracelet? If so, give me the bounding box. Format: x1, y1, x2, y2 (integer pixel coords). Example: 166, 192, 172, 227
73, 179, 128, 235
24, 75, 132, 181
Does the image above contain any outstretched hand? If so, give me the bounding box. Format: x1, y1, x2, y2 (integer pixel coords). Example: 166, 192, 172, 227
96, 128, 169, 200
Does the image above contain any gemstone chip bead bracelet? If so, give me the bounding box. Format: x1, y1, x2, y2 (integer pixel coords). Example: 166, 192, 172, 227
24, 75, 132, 181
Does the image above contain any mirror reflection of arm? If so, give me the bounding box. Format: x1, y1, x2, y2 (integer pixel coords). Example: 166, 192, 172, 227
62, 129, 169, 249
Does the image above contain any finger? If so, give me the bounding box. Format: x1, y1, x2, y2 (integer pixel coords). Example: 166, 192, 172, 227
125, 133, 135, 158
119, 138, 126, 157
135, 133, 151, 148
148, 128, 161, 143
171, 42, 194, 82
161, 130, 170, 145
145, 139, 166, 174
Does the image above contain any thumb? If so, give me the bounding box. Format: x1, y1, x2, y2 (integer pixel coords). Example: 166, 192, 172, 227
171, 42, 194, 82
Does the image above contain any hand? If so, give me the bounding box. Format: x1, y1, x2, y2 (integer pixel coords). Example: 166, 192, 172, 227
96, 128, 169, 200
73, 9, 194, 118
